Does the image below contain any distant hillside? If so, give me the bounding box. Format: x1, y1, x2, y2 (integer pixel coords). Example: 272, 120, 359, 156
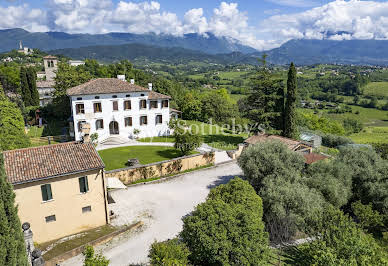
265, 39, 388, 65
0, 28, 256, 55
49, 43, 261, 65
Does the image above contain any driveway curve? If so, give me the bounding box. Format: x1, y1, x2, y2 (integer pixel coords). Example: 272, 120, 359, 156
61, 161, 242, 266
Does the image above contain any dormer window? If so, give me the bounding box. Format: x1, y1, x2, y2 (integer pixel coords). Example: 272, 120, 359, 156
112, 95, 117, 98
141, 94, 145, 96
140, 100, 147, 109
77, 97, 82, 101
126, 94, 131, 97
95, 96, 100, 99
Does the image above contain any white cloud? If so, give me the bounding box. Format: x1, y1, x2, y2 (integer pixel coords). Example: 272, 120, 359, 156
262, 0, 388, 44
265, 0, 320, 8
0, 4, 48, 32
183, 8, 208, 34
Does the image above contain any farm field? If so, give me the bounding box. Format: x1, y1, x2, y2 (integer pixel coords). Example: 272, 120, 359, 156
350, 127, 388, 143
364, 82, 388, 97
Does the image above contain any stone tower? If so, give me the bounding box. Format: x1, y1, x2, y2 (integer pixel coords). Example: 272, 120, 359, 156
43, 55, 58, 81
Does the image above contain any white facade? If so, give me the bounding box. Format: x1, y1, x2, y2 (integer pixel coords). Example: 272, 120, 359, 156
70, 91, 171, 142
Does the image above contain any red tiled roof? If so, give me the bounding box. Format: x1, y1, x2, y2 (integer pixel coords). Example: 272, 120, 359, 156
3, 142, 104, 185
304, 153, 329, 164
244, 134, 303, 150
43, 55, 57, 59
66, 78, 170, 99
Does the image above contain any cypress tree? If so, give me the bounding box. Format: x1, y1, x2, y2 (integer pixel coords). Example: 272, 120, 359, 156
284, 62, 298, 139
19, 67, 32, 106
0, 153, 28, 265
27, 68, 39, 106
274, 85, 285, 134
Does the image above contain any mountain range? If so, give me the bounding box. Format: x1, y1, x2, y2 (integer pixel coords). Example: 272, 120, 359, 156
2, 29, 388, 65
0, 28, 255, 55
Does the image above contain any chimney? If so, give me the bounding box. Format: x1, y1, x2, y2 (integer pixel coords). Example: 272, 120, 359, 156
130, 79, 135, 85
148, 83, 153, 91
117, 75, 125, 81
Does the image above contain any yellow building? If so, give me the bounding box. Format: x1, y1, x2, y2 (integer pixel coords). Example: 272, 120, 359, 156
3, 142, 109, 243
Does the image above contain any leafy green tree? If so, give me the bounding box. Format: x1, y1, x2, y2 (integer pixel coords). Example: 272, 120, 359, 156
300, 113, 345, 135
0, 85, 30, 151
290, 206, 388, 266
274, 85, 285, 133
237, 141, 305, 189
0, 64, 20, 93
83, 246, 109, 266
0, 153, 28, 265
180, 92, 202, 121
200, 88, 237, 123
181, 178, 271, 265
173, 127, 202, 156
149, 239, 190, 266
305, 160, 352, 208
284, 62, 298, 139
343, 117, 363, 134
351, 201, 385, 235
244, 56, 284, 132
54, 63, 92, 120
336, 147, 388, 216
20, 67, 32, 106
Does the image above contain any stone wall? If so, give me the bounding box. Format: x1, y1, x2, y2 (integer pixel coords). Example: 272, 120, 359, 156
105, 152, 215, 185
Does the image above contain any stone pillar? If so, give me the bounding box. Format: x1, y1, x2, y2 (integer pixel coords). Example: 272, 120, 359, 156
22, 222, 45, 266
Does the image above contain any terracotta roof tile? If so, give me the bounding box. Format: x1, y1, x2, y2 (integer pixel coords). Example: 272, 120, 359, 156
244, 134, 303, 150
304, 153, 329, 164
3, 142, 104, 185
67, 78, 171, 99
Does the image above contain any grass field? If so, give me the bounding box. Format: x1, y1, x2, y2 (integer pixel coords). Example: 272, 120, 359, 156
350, 127, 388, 143
98, 146, 197, 170
364, 82, 388, 97
26, 122, 63, 138
138, 136, 175, 143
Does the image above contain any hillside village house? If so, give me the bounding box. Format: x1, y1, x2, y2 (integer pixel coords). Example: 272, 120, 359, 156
67, 76, 171, 142
3, 142, 109, 243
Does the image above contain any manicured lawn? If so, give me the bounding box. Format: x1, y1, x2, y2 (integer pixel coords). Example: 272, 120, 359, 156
27, 122, 63, 137
364, 82, 388, 97
184, 120, 247, 150
350, 127, 388, 144
99, 146, 197, 170
137, 136, 175, 143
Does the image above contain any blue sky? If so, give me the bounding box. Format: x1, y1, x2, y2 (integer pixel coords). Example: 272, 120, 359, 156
1, 0, 388, 50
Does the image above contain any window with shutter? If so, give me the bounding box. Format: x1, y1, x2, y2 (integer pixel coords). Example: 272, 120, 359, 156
96, 119, 104, 130
76, 103, 85, 114
140, 100, 147, 109
112, 101, 118, 111
79, 176, 89, 193
150, 101, 158, 109
125, 117, 132, 127
140, 116, 148, 125
93, 102, 102, 112
124, 100, 131, 110
41, 184, 53, 201
156, 115, 162, 124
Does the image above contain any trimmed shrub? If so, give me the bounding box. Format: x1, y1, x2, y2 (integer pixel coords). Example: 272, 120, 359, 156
149, 238, 190, 266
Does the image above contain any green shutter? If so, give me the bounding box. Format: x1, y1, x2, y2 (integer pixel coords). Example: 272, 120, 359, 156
41, 185, 47, 201
47, 184, 52, 200
41, 184, 52, 201
79, 177, 89, 193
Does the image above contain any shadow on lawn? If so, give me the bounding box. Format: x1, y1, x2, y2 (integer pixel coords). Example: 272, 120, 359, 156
156, 148, 183, 159
202, 134, 245, 146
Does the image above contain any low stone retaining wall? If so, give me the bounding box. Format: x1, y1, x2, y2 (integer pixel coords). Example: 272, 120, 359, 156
45, 222, 143, 266
105, 152, 215, 185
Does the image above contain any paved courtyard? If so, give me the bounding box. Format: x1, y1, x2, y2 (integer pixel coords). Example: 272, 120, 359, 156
61, 161, 242, 266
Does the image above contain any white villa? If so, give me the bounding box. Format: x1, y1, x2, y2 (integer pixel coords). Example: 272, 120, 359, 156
66, 76, 172, 142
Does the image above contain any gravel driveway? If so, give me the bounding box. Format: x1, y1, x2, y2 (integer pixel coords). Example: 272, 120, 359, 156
61, 161, 242, 266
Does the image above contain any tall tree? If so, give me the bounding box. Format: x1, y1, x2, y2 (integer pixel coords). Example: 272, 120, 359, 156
0, 153, 28, 265
19, 67, 32, 106
284, 62, 298, 139
26, 68, 39, 106
244, 55, 284, 133
54, 63, 92, 120
0, 85, 30, 151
